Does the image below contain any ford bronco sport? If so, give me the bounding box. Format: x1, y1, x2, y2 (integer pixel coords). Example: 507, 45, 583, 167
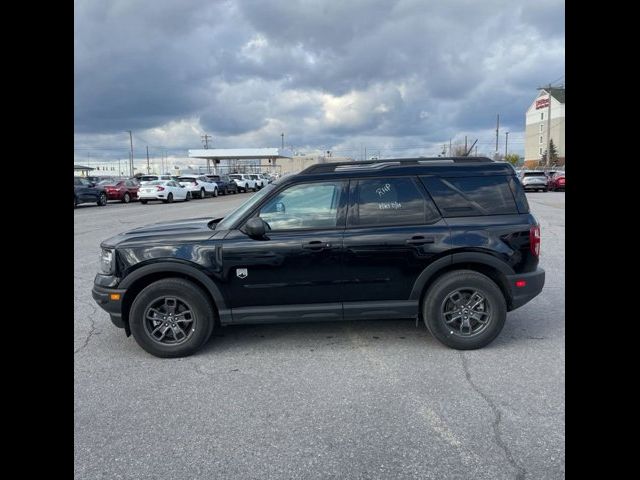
92, 157, 545, 357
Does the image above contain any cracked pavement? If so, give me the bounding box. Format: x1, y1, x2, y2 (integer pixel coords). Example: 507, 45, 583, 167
75, 192, 565, 479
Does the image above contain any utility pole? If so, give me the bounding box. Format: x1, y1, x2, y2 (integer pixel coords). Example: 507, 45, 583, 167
449, 138, 452, 157
281, 133, 284, 150
464, 136, 468, 154
505, 132, 509, 156
537, 84, 553, 166
364, 146, 367, 161
146, 146, 150, 174
201, 134, 211, 149
495, 114, 500, 158
127, 130, 134, 177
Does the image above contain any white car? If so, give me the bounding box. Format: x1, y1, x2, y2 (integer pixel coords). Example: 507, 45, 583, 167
249, 174, 266, 189
138, 180, 191, 204
228, 174, 256, 193
178, 175, 218, 199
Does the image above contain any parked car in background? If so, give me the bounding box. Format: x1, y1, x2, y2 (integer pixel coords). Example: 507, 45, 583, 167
101, 179, 140, 203
260, 173, 273, 184
205, 174, 238, 195
548, 171, 565, 191
139, 174, 174, 185
229, 174, 256, 192
138, 180, 191, 204
74, 176, 107, 208
178, 175, 218, 199
249, 174, 266, 189
520, 171, 548, 192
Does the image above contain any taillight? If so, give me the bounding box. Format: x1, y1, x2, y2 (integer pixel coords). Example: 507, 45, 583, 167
530, 225, 540, 256
156, 186, 165, 191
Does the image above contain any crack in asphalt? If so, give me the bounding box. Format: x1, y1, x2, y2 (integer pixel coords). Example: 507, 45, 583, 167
459, 352, 526, 480
75, 302, 99, 355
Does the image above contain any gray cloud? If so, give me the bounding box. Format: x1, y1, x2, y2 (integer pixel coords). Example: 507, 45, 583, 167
74, 0, 564, 158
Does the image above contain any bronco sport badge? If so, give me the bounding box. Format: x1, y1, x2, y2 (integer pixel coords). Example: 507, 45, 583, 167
236, 268, 248, 279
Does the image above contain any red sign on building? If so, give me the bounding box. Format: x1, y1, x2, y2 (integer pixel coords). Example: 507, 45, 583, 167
536, 97, 550, 109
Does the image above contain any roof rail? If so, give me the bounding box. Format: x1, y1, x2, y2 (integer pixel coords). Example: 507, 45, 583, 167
301, 156, 494, 174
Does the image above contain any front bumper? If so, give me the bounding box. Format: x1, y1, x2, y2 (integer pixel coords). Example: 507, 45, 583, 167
506, 268, 545, 310
92, 276, 127, 329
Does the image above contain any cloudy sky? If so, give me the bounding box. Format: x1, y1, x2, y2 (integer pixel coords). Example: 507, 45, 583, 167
74, 0, 564, 165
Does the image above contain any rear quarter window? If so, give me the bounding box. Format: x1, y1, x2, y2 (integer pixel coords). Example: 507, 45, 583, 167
420, 175, 519, 217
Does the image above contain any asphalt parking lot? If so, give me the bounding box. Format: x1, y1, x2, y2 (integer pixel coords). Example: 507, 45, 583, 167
74, 192, 565, 479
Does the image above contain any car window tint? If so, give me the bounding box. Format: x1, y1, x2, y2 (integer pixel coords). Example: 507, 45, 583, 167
258, 181, 344, 230
421, 175, 518, 217
352, 177, 437, 227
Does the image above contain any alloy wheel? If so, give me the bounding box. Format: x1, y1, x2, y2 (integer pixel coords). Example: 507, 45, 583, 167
143, 296, 196, 345
441, 288, 491, 337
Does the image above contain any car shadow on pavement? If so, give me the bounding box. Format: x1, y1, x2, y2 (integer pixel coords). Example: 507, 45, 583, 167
194, 313, 559, 357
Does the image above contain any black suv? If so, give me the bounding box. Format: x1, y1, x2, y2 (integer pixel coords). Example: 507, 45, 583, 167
92, 157, 544, 357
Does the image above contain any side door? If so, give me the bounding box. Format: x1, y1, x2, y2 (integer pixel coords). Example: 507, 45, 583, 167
125, 180, 138, 198
341, 176, 451, 319
222, 180, 348, 323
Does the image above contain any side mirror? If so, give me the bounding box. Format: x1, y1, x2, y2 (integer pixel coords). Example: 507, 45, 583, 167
244, 217, 267, 239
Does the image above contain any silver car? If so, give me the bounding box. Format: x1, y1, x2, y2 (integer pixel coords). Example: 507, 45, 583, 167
520, 171, 548, 192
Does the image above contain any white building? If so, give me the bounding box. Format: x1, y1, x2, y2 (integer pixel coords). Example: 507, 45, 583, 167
524, 87, 565, 167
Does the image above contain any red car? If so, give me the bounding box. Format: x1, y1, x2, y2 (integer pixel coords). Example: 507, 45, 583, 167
547, 172, 565, 191
99, 179, 140, 203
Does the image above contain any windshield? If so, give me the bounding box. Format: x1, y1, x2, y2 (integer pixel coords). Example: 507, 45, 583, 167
179, 177, 196, 181
145, 180, 166, 185
216, 183, 277, 230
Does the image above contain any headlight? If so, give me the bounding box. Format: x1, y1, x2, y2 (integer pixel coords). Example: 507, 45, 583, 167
99, 248, 115, 274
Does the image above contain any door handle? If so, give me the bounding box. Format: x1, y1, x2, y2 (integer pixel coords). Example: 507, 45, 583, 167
302, 240, 331, 250
406, 236, 435, 245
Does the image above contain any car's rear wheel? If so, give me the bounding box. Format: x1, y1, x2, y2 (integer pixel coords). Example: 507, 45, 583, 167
200, 188, 206, 199
140, 199, 148, 204
213, 187, 218, 197
97, 192, 107, 206
129, 278, 215, 358
185, 192, 191, 202
422, 270, 506, 350
122, 192, 131, 203
166, 193, 174, 203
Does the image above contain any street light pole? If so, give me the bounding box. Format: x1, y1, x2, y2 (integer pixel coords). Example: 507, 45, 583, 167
127, 130, 134, 177
505, 132, 509, 156
281, 133, 284, 150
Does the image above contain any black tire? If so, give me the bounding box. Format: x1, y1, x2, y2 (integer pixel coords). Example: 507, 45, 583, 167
74, 196, 78, 208
213, 188, 218, 197
122, 192, 131, 203
422, 270, 506, 350
97, 192, 107, 206
167, 193, 174, 203
129, 278, 215, 358
200, 188, 206, 199
140, 200, 148, 204
185, 192, 191, 202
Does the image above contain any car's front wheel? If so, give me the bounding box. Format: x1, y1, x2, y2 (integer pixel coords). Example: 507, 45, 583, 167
97, 192, 107, 206
422, 270, 506, 350
122, 192, 131, 203
213, 188, 218, 197
129, 278, 215, 358
200, 188, 206, 199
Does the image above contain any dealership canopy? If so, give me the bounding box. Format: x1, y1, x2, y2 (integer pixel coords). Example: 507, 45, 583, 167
188, 148, 293, 161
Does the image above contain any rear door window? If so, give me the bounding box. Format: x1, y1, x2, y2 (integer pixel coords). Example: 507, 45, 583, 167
420, 175, 519, 217
349, 177, 440, 227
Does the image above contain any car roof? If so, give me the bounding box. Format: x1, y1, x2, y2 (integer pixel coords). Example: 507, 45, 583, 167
294, 157, 514, 180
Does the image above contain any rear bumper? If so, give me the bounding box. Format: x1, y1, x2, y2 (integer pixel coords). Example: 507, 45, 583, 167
91, 280, 127, 329
506, 268, 545, 310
